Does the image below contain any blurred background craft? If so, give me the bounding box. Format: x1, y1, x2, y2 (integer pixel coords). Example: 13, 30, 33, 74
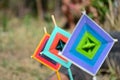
31, 27, 61, 80
42, 15, 73, 80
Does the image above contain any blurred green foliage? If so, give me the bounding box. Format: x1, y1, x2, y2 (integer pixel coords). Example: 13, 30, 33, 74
91, 0, 110, 23
2, 14, 8, 32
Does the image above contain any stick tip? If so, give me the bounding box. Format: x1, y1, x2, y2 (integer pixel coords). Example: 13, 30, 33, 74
114, 39, 118, 42
58, 52, 61, 55
31, 56, 33, 58
82, 10, 86, 14
44, 27, 47, 34
93, 76, 97, 80
51, 15, 54, 18
40, 52, 43, 54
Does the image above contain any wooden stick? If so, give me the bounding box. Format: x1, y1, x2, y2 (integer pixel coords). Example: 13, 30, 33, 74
56, 71, 61, 80
68, 68, 73, 80
44, 27, 47, 34
51, 15, 57, 26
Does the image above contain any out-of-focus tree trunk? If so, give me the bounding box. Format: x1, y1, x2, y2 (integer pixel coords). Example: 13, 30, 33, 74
36, 0, 43, 20
17, 0, 25, 17
54, 0, 61, 18
0, 0, 9, 32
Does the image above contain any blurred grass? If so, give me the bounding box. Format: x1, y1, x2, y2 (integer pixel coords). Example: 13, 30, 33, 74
0, 16, 55, 80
